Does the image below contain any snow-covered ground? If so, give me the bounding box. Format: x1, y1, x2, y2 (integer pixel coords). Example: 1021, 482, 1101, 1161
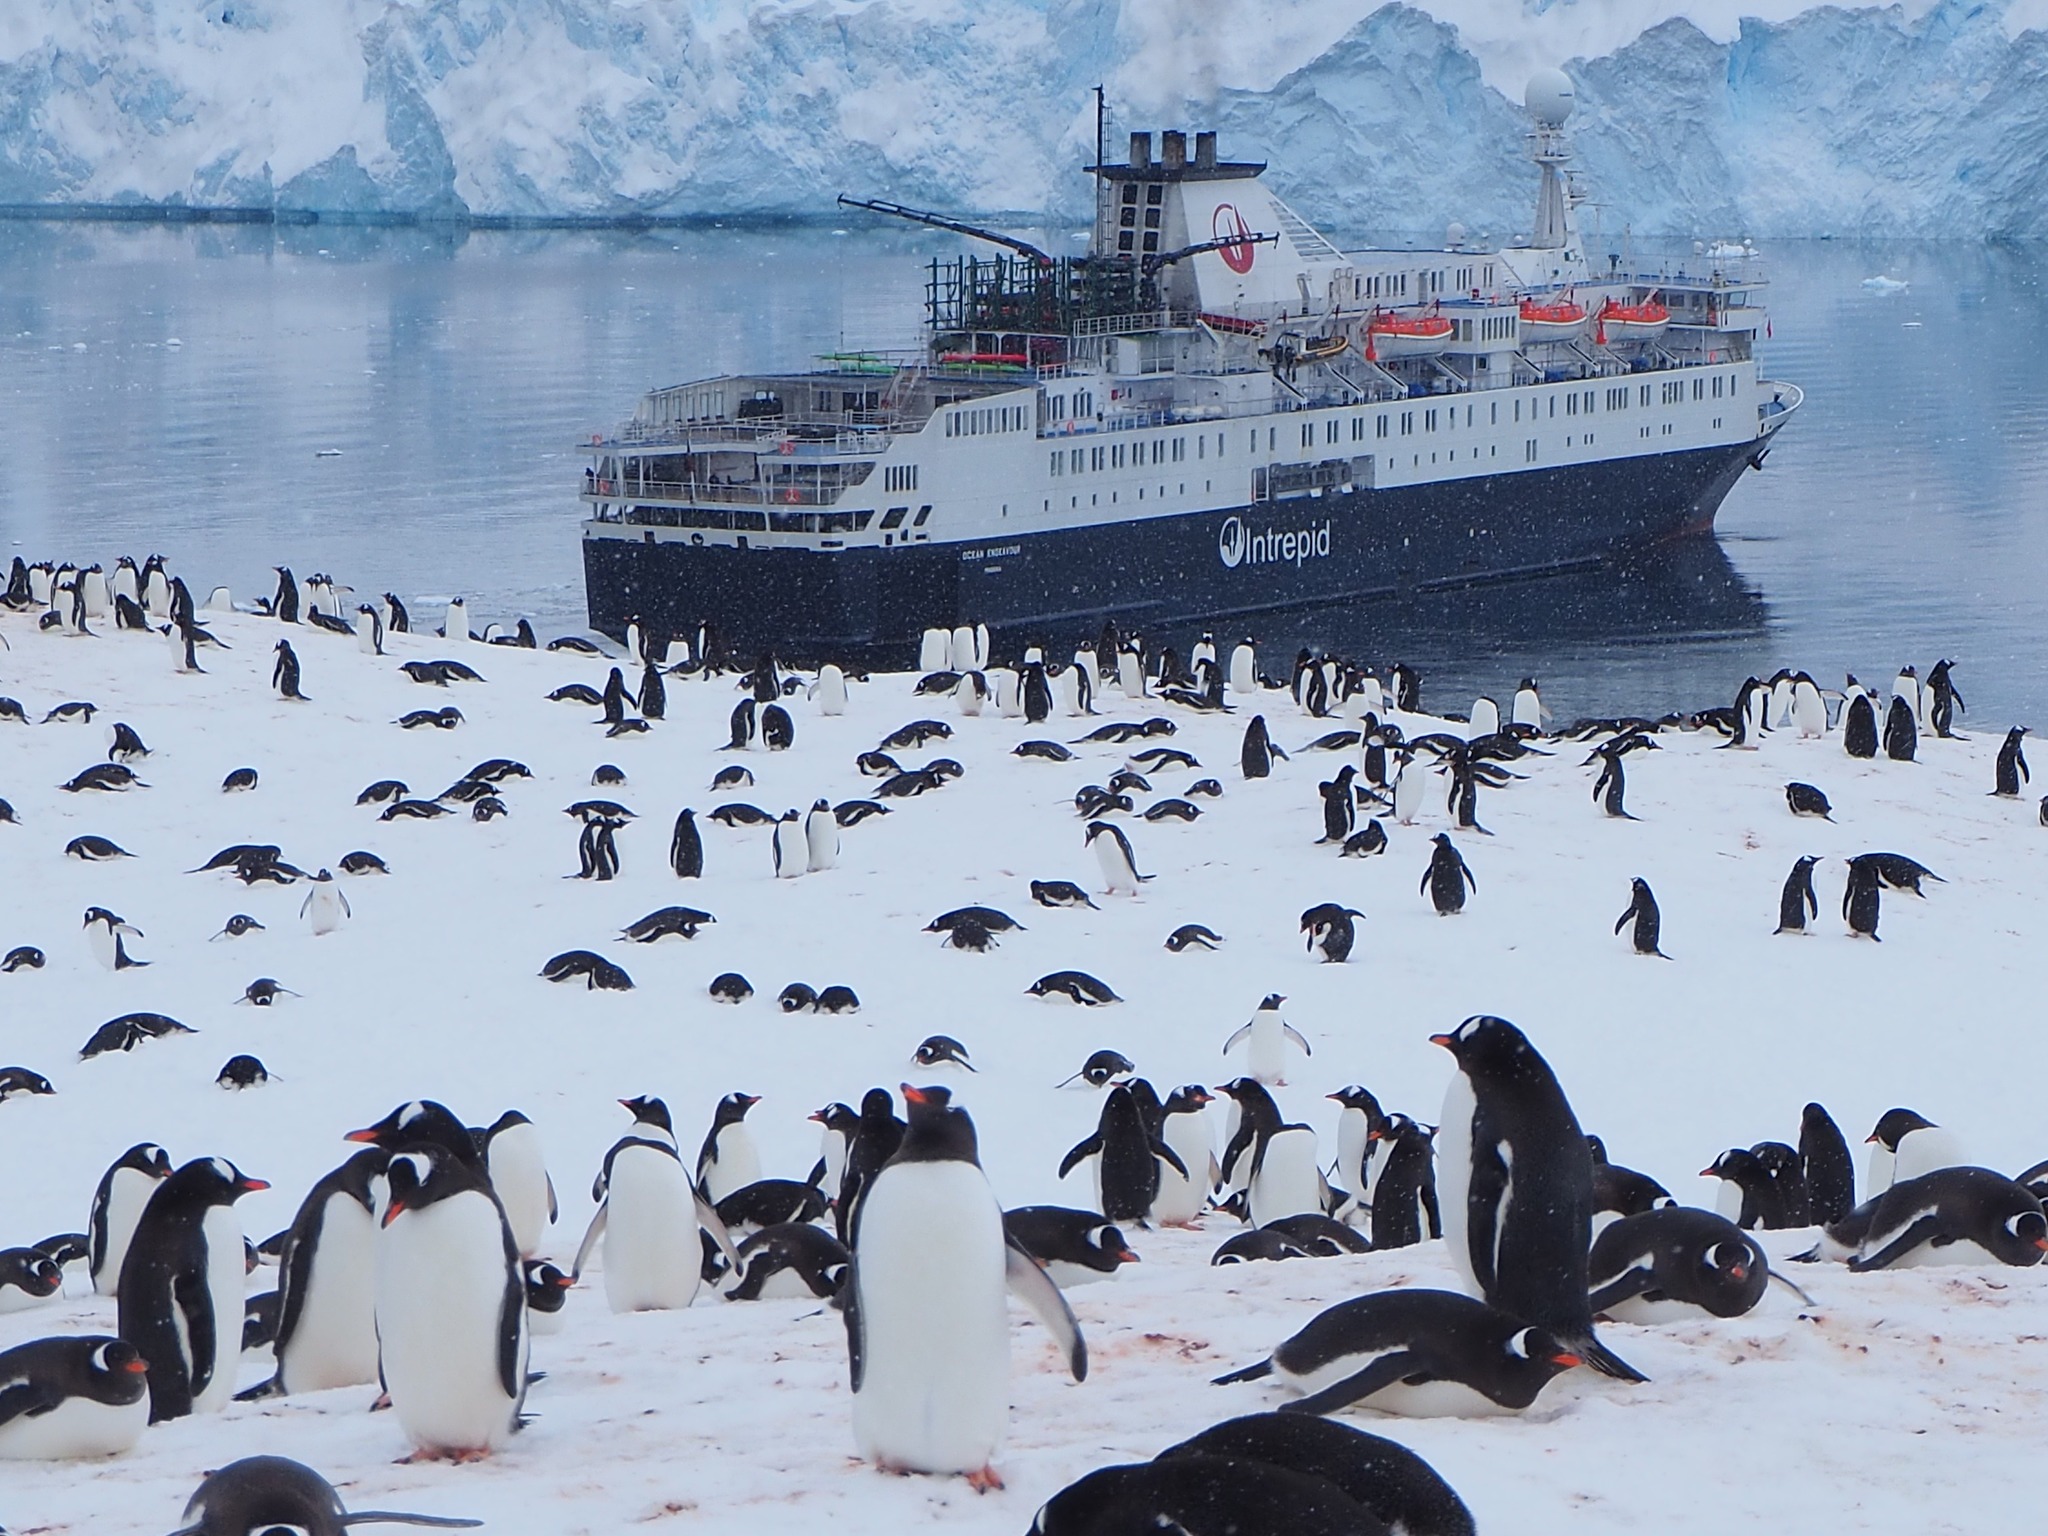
2, 597, 2044, 1532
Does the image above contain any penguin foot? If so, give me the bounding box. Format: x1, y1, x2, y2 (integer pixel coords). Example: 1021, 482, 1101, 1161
369, 1391, 392, 1412
966, 1465, 1006, 1494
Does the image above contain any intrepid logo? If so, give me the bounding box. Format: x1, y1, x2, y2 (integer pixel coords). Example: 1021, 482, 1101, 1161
1212, 203, 1257, 274
1219, 516, 1331, 570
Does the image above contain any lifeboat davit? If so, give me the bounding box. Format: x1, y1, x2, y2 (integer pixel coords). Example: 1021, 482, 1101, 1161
1517, 297, 1588, 343
1364, 312, 1454, 361
1595, 295, 1670, 343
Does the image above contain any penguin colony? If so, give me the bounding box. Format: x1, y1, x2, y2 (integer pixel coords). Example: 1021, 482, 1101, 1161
0, 563, 2044, 1533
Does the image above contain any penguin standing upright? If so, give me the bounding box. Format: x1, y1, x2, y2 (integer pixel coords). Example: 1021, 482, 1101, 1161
578, 1099, 718, 1312
771, 811, 806, 879
1327, 1086, 1385, 1215
1391, 752, 1425, 825
1614, 878, 1666, 957
356, 603, 384, 656
1086, 820, 1149, 896
1927, 660, 1964, 738
1317, 767, 1357, 844
1843, 855, 1883, 939
1246, 1119, 1326, 1228
1422, 834, 1475, 916
1883, 695, 1917, 761
1117, 643, 1145, 700
298, 869, 351, 936
259, 1148, 386, 1396
1151, 1086, 1216, 1227
638, 661, 666, 721
805, 798, 840, 872
1994, 726, 2030, 797
1022, 663, 1053, 724
815, 663, 848, 715
1432, 1016, 1643, 1381
1229, 641, 1257, 698
483, 1111, 556, 1260
1216, 1078, 1283, 1201
1775, 855, 1820, 934
1792, 672, 1828, 738
1591, 746, 1636, 820
1892, 666, 1922, 726
835, 1088, 906, 1244
1800, 1103, 1857, 1224
1223, 993, 1312, 1087
82, 906, 148, 971
695, 1092, 763, 1204
670, 808, 703, 878
1511, 679, 1546, 732
272, 567, 299, 624
375, 1148, 527, 1457
847, 1084, 1085, 1486
90, 1143, 173, 1296
1842, 691, 1878, 758
1057, 1083, 1187, 1223
1240, 715, 1282, 779
602, 668, 632, 727
443, 598, 471, 642
272, 640, 307, 701
118, 1157, 269, 1421
1370, 1114, 1441, 1249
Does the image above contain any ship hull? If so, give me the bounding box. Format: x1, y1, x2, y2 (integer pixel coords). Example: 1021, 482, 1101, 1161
584, 433, 1771, 665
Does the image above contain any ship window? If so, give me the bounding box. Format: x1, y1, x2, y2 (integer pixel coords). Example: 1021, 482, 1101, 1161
1121, 206, 1137, 228
1118, 232, 1134, 252
1526, 439, 1538, 462
1693, 377, 1704, 400
1326, 421, 1338, 444
1144, 208, 1161, 230
1071, 448, 1083, 472
1351, 417, 1362, 442
1142, 232, 1159, 252
1566, 396, 1576, 417
1152, 440, 1164, 464
1513, 400, 1520, 422
1172, 437, 1185, 462
1466, 404, 1474, 426
1425, 409, 1438, 431
1122, 185, 1138, 205
1640, 384, 1651, 407
1400, 412, 1413, 435
912, 505, 933, 526
1490, 402, 1497, 424
1197, 436, 1205, 460
1377, 414, 1389, 438
1091, 446, 1105, 471
1268, 427, 1277, 450
1049, 453, 1062, 477
1147, 184, 1163, 205
880, 506, 909, 529
1301, 423, 1313, 448
1713, 375, 1723, 398
1112, 444, 1124, 469
1217, 432, 1225, 457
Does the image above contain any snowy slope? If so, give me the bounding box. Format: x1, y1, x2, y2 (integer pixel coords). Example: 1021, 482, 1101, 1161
1, 589, 2046, 1532
4, 0, 2047, 236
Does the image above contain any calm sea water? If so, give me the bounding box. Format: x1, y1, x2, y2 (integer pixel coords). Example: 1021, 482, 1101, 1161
2, 221, 2043, 723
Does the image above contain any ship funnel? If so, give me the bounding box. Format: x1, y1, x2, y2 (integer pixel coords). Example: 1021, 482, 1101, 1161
1129, 131, 1152, 169
1162, 130, 1187, 170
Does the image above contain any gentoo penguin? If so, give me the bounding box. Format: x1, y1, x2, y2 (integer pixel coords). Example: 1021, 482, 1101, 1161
814, 662, 849, 715
1842, 691, 1878, 758
1004, 1207, 1141, 1289
1421, 833, 1475, 916
0, 1247, 61, 1312
83, 906, 148, 971
1214, 1288, 1582, 1416
804, 797, 839, 872
1228, 641, 1258, 698
298, 869, 351, 936
1587, 1208, 1769, 1323
918, 628, 949, 672
808, 1102, 859, 1193
1057, 1084, 1186, 1222
846, 1084, 1086, 1487
1157, 1412, 1477, 1536
345, 1099, 486, 1170
165, 1453, 482, 1533
1816, 1167, 2047, 1271
1843, 855, 1883, 939
1391, 751, 1425, 825
1116, 642, 1145, 700
1614, 877, 1666, 957
669, 808, 704, 878
1784, 781, 1832, 820
834, 1088, 906, 1243
1994, 725, 2030, 796
947, 625, 976, 673
0, 1336, 150, 1461
723, 1223, 850, 1301
1792, 672, 1828, 738
1468, 697, 1500, 738
576, 1100, 741, 1312
483, 1111, 556, 1259
1223, 993, 1311, 1087
1301, 902, 1361, 964
1866, 1107, 1967, 1192
1031, 1453, 1393, 1536
771, 810, 806, 879
1883, 695, 1917, 761
1369, 1114, 1441, 1249
1152, 1086, 1217, 1226
356, 602, 384, 656
1240, 715, 1284, 779
249, 1147, 386, 1397
1927, 659, 1964, 737
761, 702, 795, 750
1216, 1076, 1284, 1201
376, 1147, 527, 1456
695, 1092, 764, 1204
1316, 766, 1357, 844
90, 1142, 174, 1295
1247, 1118, 1327, 1228
1328, 1086, 1386, 1216
118, 1156, 269, 1420
1700, 1148, 1772, 1228
1800, 1102, 1857, 1223
1510, 679, 1547, 732
272, 639, 307, 700
1591, 745, 1636, 819
1433, 1015, 1642, 1380
1086, 819, 1149, 896
1021, 663, 1053, 723
443, 597, 471, 642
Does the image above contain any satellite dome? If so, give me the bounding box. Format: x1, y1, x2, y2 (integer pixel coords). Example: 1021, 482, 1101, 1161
1525, 68, 1575, 127
1445, 221, 1467, 248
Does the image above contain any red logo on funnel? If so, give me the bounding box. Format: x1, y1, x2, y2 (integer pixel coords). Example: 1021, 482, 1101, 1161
1213, 203, 1256, 274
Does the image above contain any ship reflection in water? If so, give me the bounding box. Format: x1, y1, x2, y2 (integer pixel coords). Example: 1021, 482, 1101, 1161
1235, 537, 1768, 718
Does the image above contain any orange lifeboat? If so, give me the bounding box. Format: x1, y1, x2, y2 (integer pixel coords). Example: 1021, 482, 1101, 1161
1517, 297, 1588, 343
1595, 295, 1670, 343
1364, 312, 1454, 361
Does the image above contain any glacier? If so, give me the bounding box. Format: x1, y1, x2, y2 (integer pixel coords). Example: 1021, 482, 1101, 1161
1, 0, 2044, 237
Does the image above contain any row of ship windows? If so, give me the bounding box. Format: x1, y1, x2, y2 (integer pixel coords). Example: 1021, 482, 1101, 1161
944, 405, 1028, 438
1048, 431, 1227, 477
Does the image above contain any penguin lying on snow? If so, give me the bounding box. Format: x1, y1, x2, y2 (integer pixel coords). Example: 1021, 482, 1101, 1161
1588, 1208, 1772, 1323
0, 1336, 150, 1461
164, 1454, 480, 1532
1805, 1167, 2047, 1271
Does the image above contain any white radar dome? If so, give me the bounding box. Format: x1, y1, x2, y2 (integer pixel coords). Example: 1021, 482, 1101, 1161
1525, 68, 1575, 126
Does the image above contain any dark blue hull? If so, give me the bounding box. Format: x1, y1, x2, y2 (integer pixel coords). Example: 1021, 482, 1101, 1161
583, 435, 1768, 665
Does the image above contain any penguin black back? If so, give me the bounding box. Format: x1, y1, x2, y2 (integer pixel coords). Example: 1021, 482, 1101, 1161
1775, 855, 1820, 934
1800, 1102, 1856, 1224
166, 1453, 480, 1534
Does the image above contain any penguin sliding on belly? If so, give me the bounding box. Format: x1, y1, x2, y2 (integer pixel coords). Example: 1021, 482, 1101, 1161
847, 1084, 1086, 1489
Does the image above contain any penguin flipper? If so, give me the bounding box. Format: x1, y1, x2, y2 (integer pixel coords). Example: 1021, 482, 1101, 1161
1004, 1240, 1087, 1382
1281, 1024, 1312, 1056
843, 1258, 865, 1392
1057, 1133, 1104, 1180
694, 1191, 747, 1275
1587, 1265, 1658, 1314
1847, 1215, 1945, 1273
233, 1375, 284, 1403
1571, 1332, 1649, 1383
0, 1378, 61, 1429
340, 1515, 484, 1529
175, 1267, 219, 1402
546, 1173, 558, 1225
1277, 1351, 1423, 1416
1221, 1022, 1253, 1055
1211, 1357, 1273, 1385
570, 1202, 608, 1280
1151, 1138, 1189, 1180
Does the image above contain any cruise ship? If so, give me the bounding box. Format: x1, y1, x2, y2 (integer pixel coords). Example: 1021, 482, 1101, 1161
579, 73, 1801, 663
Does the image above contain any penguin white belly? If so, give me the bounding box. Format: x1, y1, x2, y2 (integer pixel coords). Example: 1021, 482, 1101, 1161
1468, 699, 1499, 738
851, 1162, 1008, 1474
1044, 1259, 1113, 1290
1864, 1145, 1895, 1199
1891, 1128, 1967, 1185
603, 1151, 701, 1312
1117, 653, 1143, 699
1889, 1237, 2004, 1270
1435, 1075, 1478, 1297
193, 1205, 246, 1413
821, 1135, 848, 1195
376, 1194, 523, 1453
1093, 838, 1137, 896
1393, 767, 1424, 825
490, 1131, 553, 1259
1230, 650, 1256, 697
1249, 1130, 1323, 1227
1713, 1181, 1745, 1222
303, 885, 347, 936
1794, 683, 1827, 738
1153, 1117, 1212, 1225
0, 1286, 54, 1315
1601, 1292, 1702, 1327
1245, 1018, 1286, 1086
95, 1172, 157, 1294
919, 629, 949, 672
0, 1393, 149, 1460
1362, 1379, 1517, 1419
1335, 1115, 1369, 1201
280, 1199, 381, 1392
701, 1129, 761, 1206
1512, 691, 1540, 729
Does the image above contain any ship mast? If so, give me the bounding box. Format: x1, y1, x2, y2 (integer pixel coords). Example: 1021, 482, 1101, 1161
1525, 67, 1579, 252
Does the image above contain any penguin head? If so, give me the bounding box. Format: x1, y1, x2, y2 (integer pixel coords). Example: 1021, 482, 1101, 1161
1327, 1085, 1385, 1122
183, 1157, 269, 1204
897, 1083, 980, 1165
808, 1102, 858, 1134
1503, 1324, 1581, 1374
715, 1091, 762, 1124
1164, 1084, 1213, 1113
381, 1148, 471, 1226
1090, 1224, 1141, 1267
1059, 1049, 1135, 1089
89, 1338, 149, 1384
1429, 1014, 1532, 1075
1999, 1207, 2048, 1259
619, 1095, 674, 1133
1705, 1240, 1755, 1285
1866, 1107, 1936, 1151
859, 1088, 897, 1122
1700, 1148, 1764, 1186
913, 1036, 975, 1071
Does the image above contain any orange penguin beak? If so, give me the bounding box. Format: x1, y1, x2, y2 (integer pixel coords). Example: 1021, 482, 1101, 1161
239, 1177, 270, 1193
1428, 1033, 1455, 1049
123, 1356, 149, 1373
344, 1128, 379, 1144
902, 1084, 928, 1105
1552, 1352, 1584, 1369
381, 1198, 407, 1228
